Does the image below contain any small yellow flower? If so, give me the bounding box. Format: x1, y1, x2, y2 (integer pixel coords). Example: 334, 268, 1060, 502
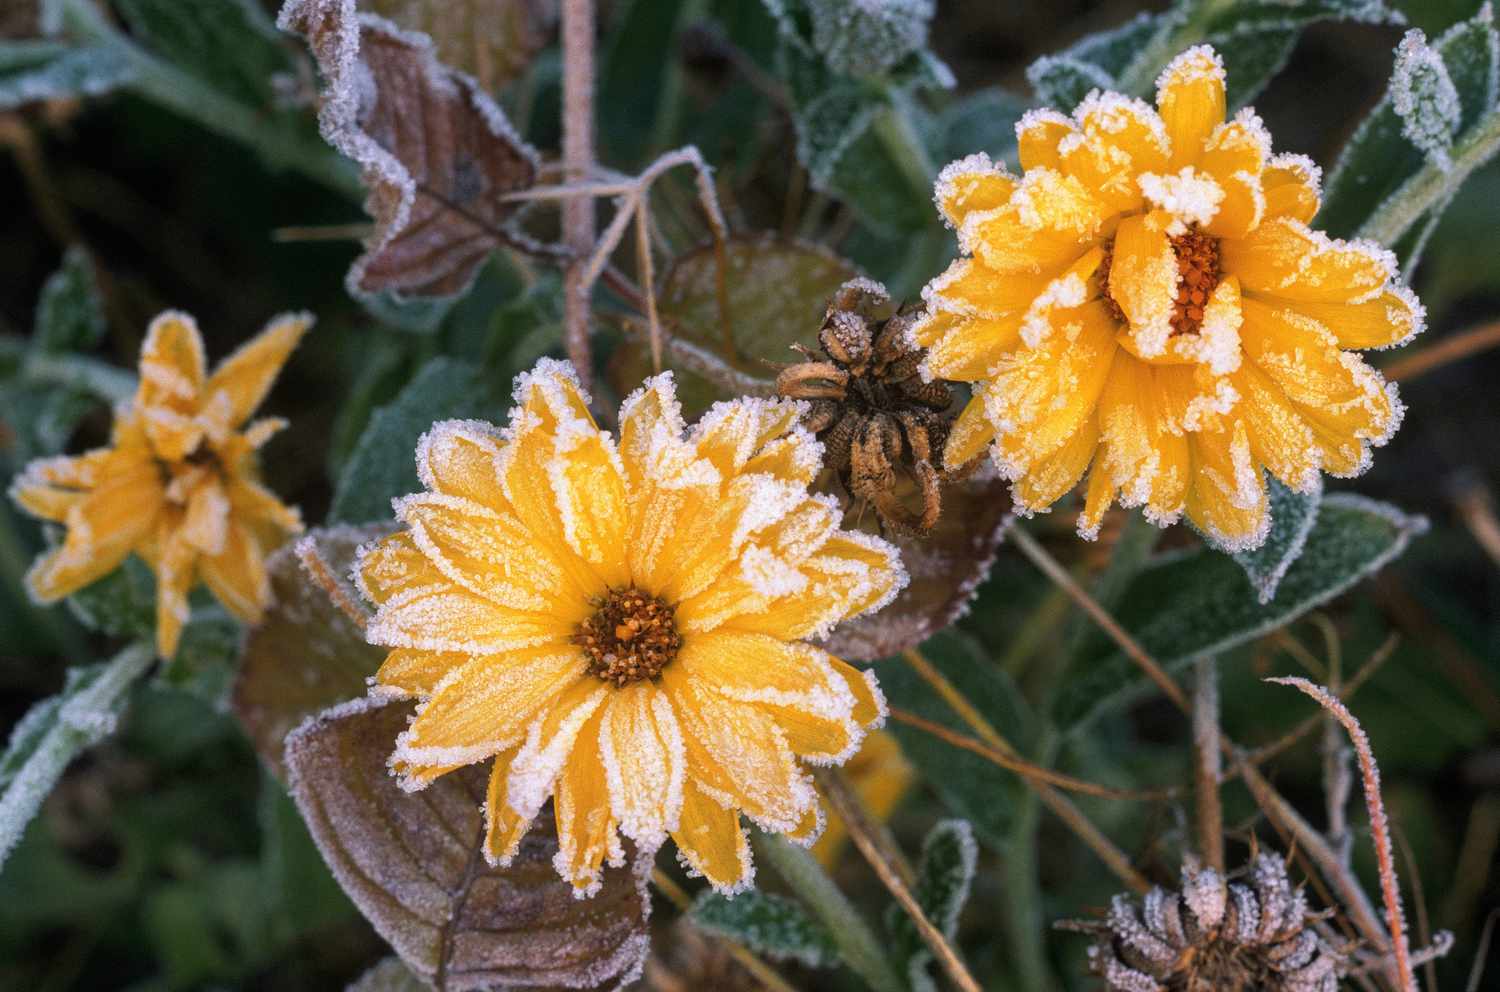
11, 311, 309, 658
917, 45, 1424, 550
354, 359, 904, 896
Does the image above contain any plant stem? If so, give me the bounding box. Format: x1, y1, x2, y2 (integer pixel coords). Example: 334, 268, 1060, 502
561, 0, 597, 388
1192, 657, 1224, 872
56, 0, 360, 200
753, 832, 905, 992
0, 642, 154, 871
871, 97, 935, 205
1359, 108, 1500, 248
1008, 731, 1057, 992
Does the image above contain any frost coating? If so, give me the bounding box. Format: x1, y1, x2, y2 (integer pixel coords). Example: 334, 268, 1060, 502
352, 359, 901, 895
807, 0, 935, 78
1392, 29, 1462, 169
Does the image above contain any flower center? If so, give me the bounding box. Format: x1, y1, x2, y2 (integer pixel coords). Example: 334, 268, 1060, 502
574, 587, 681, 686
1099, 227, 1222, 336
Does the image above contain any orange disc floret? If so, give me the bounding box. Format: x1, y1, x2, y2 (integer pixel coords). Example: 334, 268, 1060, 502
915, 44, 1423, 551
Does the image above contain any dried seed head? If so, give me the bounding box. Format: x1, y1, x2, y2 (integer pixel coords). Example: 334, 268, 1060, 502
573, 587, 681, 686
775, 278, 955, 537
1072, 854, 1347, 991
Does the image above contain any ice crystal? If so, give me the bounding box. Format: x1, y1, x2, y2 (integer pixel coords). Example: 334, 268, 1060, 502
1392, 28, 1462, 169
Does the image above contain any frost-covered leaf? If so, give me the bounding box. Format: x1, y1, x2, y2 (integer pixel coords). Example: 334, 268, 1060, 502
279, 0, 540, 302
885, 819, 977, 992
824, 461, 1012, 661
233, 524, 387, 780
348, 957, 431, 992
116, 0, 291, 106
1027, 10, 1156, 109
0, 40, 135, 109
330, 357, 504, 525
65, 555, 155, 639
1321, 3, 1498, 240
806, 0, 934, 78
1233, 477, 1322, 605
931, 86, 1026, 168
689, 889, 840, 968
34, 247, 105, 355
871, 630, 1035, 849
363, 0, 556, 92
284, 697, 651, 991
1053, 495, 1428, 731
1392, 28, 1462, 167
608, 235, 855, 418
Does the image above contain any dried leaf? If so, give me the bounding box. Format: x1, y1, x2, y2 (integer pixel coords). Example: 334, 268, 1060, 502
279, 0, 540, 300
233, 523, 388, 780
363, 0, 556, 92
285, 697, 651, 992
607, 234, 858, 418
823, 462, 1013, 661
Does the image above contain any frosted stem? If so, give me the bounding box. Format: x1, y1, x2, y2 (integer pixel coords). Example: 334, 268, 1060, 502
1359, 106, 1500, 247
1192, 657, 1224, 873
870, 99, 935, 206
753, 833, 905, 992
561, 0, 598, 388
0, 642, 154, 871
54, 0, 360, 199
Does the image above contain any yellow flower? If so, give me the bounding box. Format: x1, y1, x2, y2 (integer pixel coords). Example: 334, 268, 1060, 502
11, 311, 309, 658
916, 45, 1424, 551
354, 359, 904, 896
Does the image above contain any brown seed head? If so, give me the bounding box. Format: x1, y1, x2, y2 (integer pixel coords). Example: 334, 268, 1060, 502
574, 588, 681, 686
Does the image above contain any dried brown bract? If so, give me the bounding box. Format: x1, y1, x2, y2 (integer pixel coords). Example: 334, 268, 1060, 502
1071, 854, 1347, 992
777, 277, 955, 537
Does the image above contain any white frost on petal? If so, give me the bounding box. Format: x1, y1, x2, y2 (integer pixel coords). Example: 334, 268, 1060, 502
1268, 152, 1323, 201
1138, 167, 1224, 229
1019, 270, 1088, 348
506, 686, 611, 821
1154, 43, 1225, 102
933, 151, 1011, 229
598, 690, 684, 851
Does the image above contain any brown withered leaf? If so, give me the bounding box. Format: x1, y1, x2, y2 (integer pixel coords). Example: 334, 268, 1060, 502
364, 0, 556, 92
279, 0, 540, 300
608, 234, 858, 418
821, 461, 1013, 661
233, 523, 389, 780
286, 697, 652, 992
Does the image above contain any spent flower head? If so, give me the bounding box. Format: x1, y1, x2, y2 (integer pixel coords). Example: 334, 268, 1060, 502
917, 44, 1424, 551
11, 311, 309, 658
353, 359, 905, 896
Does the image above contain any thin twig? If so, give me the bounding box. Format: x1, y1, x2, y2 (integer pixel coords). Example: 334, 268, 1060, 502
1008, 525, 1190, 712
561, 0, 597, 386
1392, 822, 1439, 992
1193, 658, 1224, 872
1441, 793, 1500, 929
295, 536, 369, 629
649, 869, 801, 992
1452, 476, 1500, 570
1468, 908, 1500, 992
816, 769, 983, 992
1268, 677, 1415, 991
901, 647, 1153, 893
888, 708, 1178, 801
1384, 320, 1500, 383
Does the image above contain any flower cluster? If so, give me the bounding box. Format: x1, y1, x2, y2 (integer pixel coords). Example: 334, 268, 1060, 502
354, 360, 905, 894
915, 44, 1422, 550
11, 312, 308, 658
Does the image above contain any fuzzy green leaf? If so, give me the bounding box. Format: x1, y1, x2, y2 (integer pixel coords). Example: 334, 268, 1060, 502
884, 819, 978, 992
690, 889, 841, 968
1053, 494, 1428, 731
33, 247, 106, 355
1233, 477, 1323, 605
0, 39, 135, 110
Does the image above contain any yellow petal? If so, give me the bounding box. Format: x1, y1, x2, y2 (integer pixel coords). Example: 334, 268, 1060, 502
356, 531, 442, 606
553, 705, 619, 894
617, 372, 687, 492
395, 648, 588, 768
943, 391, 998, 469
1011, 416, 1099, 512
600, 684, 683, 847
934, 152, 1017, 229
365, 580, 574, 656
1186, 420, 1270, 552
1017, 109, 1074, 172
1222, 217, 1397, 304
1262, 153, 1321, 223
484, 748, 531, 865
137, 310, 206, 407
691, 398, 801, 478
153, 525, 197, 660
922, 259, 1059, 321
920, 312, 1024, 382
548, 427, 631, 587
1077, 451, 1117, 540
1231, 361, 1322, 492
1109, 212, 1178, 355
375, 648, 468, 698
671, 781, 753, 892
505, 678, 612, 819
1062, 93, 1171, 215
1156, 45, 1226, 168
199, 520, 269, 623
203, 312, 309, 430
828, 657, 885, 729
226, 476, 303, 536
415, 419, 508, 512
1279, 287, 1424, 352
181, 475, 230, 555
1096, 356, 1194, 523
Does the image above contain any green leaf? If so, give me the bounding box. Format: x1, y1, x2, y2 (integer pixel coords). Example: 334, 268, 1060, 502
931, 86, 1027, 168
1053, 494, 1429, 731
871, 629, 1034, 849
884, 819, 978, 992
65, 554, 155, 639
1321, 3, 1498, 240
1233, 477, 1322, 605
0, 39, 135, 110
33, 247, 105, 355
115, 0, 290, 106
690, 888, 841, 967
329, 357, 506, 525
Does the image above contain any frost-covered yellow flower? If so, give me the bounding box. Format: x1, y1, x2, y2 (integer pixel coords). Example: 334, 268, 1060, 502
354, 359, 904, 896
10, 311, 308, 658
916, 45, 1424, 550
